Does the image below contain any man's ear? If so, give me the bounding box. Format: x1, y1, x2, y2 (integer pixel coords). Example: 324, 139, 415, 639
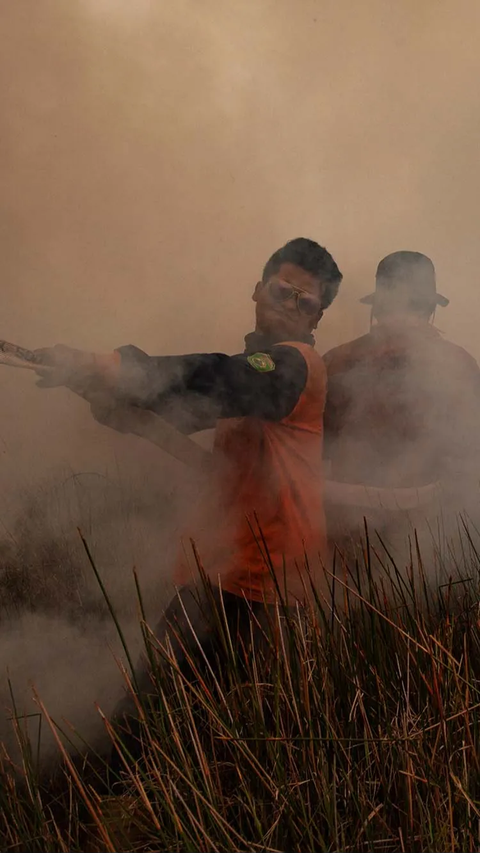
252, 280, 264, 302
312, 309, 324, 330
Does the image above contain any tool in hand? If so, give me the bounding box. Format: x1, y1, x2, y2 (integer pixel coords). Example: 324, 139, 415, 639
0, 340, 44, 370
0, 339, 213, 472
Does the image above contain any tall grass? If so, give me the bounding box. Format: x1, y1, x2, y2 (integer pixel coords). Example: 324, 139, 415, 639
2, 521, 480, 852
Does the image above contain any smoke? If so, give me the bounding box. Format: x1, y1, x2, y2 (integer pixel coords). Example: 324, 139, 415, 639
1, 0, 480, 758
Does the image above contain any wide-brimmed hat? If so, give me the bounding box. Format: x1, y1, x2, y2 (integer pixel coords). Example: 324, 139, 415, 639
360, 251, 449, 308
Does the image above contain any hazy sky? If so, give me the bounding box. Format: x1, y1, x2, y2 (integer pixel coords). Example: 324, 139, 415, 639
1, 0, 480, 488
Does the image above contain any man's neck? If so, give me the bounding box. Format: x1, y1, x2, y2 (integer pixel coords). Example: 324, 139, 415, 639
372, 315, 439, 336
244, 329, 315, 353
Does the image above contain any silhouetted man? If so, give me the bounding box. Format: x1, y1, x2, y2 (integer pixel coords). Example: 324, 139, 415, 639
323, 251, 480, 560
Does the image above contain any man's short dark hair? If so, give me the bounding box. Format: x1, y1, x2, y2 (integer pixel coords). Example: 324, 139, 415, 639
262, 237, 343, 309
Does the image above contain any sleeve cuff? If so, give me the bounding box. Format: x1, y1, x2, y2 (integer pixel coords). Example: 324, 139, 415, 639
91, 351, 122, 381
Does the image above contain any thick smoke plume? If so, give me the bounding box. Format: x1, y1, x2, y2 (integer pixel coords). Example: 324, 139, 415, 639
1, 0, 480, 758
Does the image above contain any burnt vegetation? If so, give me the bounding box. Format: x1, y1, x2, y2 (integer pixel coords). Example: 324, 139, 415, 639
2, 510, 480, 850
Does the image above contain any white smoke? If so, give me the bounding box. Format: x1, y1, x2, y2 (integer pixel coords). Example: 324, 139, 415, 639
1, 0, 480, 758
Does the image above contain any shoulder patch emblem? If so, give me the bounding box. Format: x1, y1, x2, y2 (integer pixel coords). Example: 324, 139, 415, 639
247, 352, 276, 372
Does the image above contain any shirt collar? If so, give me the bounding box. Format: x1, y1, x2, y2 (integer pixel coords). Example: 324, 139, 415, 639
371, 319, 442, 341
243, 330, 315, 353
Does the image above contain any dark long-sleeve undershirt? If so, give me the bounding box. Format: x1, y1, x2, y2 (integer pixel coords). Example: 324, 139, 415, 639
112, 340, 309, 435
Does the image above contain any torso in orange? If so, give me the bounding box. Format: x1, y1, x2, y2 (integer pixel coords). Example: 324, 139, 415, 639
176, 341, 328, 604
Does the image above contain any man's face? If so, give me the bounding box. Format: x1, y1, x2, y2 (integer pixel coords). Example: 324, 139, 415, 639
253, 262, 324, 342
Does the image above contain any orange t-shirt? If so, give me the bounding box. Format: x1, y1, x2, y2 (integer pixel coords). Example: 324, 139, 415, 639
176, 341, 328, 604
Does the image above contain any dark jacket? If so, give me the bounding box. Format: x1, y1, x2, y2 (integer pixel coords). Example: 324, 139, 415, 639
111, 331, 311, 434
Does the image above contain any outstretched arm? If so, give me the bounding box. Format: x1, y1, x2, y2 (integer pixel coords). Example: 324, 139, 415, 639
34, 343, 308, 434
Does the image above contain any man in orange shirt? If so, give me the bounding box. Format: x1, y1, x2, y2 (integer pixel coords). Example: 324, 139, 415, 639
35, 237, 342, 714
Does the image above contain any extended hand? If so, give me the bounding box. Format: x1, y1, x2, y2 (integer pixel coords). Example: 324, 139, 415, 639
33, 344, 96, 388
